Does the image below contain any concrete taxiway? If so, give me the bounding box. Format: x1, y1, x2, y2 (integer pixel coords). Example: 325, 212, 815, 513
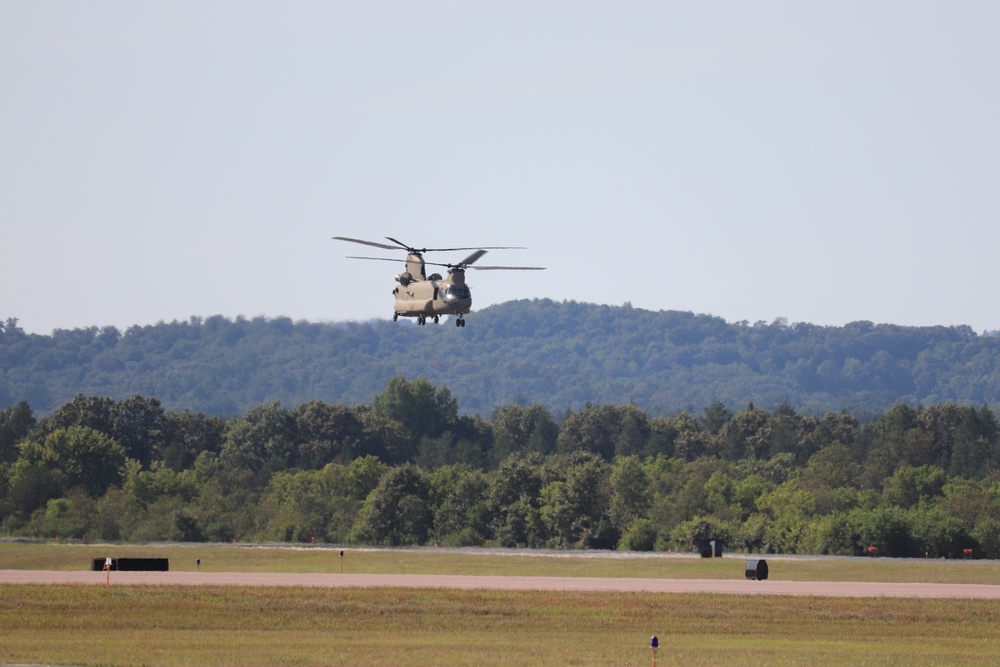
4, 569, 1000, 599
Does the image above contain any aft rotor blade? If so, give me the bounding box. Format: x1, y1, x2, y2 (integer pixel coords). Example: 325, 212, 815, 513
459, 249, 487, 266
423, 256, 545, 270
332, 236, 399, 250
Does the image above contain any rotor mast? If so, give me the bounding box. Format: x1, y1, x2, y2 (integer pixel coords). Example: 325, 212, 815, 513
405, 252, 426, 283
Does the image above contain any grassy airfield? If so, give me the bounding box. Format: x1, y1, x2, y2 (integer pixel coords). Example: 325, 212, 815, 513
5, 541, 1000, 583
3, 542, 1000, 665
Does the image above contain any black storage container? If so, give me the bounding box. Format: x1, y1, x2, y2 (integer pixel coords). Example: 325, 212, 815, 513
745, 559, 768, 580
91, 557, 169, 571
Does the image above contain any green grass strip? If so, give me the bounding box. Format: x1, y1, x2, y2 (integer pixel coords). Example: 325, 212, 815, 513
4, 541, 1000, 584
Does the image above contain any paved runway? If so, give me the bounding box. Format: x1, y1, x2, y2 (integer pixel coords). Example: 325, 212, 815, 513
4, 569, 1000, 599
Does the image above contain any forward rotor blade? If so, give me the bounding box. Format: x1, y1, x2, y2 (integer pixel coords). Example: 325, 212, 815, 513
384, 236, 416, 251
345, 255, 406, 263
332, 236, 399, 250
346, 255, 544, 270
386, 235, 528, 254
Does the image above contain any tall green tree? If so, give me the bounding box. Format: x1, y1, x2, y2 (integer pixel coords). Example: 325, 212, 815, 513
291, 401, 366, 468
38, 394, 165, 467
353, 408, 415, 464
486, 453, 545, 547
373, 377, 458, 446
39, 395, 116, 439
7, 426, 128, 518
432, 466, 490, 546
801, 444, 862, 490
881, 465, 948, 508
0, 401, 35, 464
160, 410, 224, 471
488, 404, 558, 463
357, 464, 433, 545
666, 413, 708, 461
539, 453, 613, 548
718, 405, 772, 460
219, 402, 297, 478
556, 404, 650, 460
853, 506, 916, 557
608, 455, 651, 534
700, 401, 733, 435
113, 395, 168, 466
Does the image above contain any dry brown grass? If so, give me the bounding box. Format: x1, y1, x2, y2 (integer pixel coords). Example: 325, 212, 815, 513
4, 542, 1000, 665
2, 585, 999, 666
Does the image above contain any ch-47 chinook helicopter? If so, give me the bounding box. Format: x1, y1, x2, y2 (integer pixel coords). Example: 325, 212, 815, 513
332, 236, 544, 326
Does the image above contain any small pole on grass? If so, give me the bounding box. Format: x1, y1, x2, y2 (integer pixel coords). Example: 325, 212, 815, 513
650, 635, 658, 667
340, 550, 344, 574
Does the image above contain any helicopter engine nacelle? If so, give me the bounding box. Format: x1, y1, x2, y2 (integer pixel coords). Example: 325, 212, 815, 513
395, 271, 413, 286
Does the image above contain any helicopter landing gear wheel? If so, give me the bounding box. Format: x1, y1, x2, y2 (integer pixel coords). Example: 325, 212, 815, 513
393, 313, 398, 322
456, 317, 465, 327
433, 315, 439, 324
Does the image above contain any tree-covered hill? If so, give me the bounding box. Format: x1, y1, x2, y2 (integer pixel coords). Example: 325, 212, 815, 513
3, 299, 1000, 417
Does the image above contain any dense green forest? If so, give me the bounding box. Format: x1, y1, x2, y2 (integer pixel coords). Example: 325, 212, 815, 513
3, 300, 1000, 418
2, 380, 999, 558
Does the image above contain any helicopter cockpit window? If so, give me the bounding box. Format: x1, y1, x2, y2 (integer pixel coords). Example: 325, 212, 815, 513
445, 284, 471, 300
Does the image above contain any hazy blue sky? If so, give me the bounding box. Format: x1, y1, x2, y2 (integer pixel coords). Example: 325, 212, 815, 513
3, 2, 999, 335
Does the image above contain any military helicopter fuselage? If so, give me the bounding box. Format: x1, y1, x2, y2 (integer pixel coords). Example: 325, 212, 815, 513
392, 253, 473, 321
333, 236, 543, 327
